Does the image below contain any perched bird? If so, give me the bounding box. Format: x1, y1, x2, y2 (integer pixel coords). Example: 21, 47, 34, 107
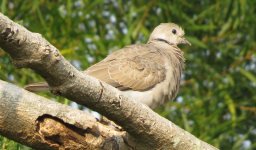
25, 23, 191, 109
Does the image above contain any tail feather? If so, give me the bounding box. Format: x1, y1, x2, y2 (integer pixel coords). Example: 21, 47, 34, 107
24, 82, 49, 92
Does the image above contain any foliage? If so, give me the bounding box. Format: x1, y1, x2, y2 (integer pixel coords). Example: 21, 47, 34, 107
0, 0, 255, 149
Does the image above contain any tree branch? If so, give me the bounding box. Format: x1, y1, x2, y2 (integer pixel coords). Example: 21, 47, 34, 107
0, 80, 133, 149
0, 13, 218, 149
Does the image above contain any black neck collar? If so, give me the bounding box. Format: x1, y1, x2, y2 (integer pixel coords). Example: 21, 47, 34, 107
153, 38, 174, 46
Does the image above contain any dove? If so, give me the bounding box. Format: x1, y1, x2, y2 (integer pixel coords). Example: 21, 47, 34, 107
25, 23, 191, 109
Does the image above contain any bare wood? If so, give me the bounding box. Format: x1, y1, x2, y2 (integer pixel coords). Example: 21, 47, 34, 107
0, 13, 218, 149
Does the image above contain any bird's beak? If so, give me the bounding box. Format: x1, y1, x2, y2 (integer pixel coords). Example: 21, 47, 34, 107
179, 37, 191, 46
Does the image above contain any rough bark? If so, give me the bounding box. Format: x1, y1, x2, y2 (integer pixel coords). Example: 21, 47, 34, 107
0, 12, 218, 150
0, 80, 133, 149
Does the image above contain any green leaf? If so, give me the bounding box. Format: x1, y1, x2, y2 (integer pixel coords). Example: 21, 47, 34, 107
239, 68, 256, 83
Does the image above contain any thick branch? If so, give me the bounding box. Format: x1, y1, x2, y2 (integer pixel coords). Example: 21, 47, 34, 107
0, 13, 218, 149
0, 80, 132, 149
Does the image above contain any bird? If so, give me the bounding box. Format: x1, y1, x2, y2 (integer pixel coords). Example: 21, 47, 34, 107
25, 23, 191, 109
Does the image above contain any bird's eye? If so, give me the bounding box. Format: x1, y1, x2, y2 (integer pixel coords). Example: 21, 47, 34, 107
172, 29, 177, 34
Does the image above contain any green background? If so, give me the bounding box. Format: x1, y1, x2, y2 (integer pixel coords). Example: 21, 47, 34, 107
0, 0, 256, 149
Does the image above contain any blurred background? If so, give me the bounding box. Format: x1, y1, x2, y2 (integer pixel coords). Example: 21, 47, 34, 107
0, 0, 255, 149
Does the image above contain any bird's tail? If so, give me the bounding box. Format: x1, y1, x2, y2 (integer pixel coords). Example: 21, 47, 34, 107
24, 82, 49, 92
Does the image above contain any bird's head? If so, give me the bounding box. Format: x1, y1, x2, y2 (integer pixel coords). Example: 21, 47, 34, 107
149, 23, 191, 46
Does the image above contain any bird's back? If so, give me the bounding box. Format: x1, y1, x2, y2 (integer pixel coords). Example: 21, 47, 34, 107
85, 44, 167, 91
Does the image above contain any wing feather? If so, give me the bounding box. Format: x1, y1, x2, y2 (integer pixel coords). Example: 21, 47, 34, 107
85, 44, 166, 91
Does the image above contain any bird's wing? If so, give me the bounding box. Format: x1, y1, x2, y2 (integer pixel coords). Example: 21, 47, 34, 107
85, 44, 166, 91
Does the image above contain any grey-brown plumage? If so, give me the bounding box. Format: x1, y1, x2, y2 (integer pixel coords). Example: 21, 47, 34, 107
25, 23, 190, 109
85, 44, 166, 91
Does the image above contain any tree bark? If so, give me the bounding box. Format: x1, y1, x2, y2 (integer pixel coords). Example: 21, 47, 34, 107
0, 12, 218, 150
